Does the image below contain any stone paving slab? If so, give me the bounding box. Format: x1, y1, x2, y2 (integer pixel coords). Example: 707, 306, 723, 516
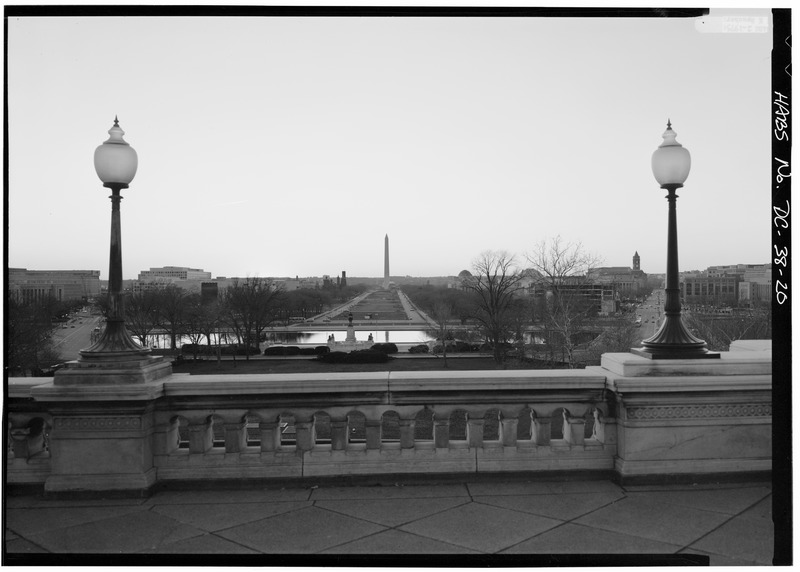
472, 490, 625, 521
4, 478, 776, 564
679, 547, 768, 567
398, 501, 562, 553
623, 486, 772, 515
321, 528, 482, 554
138, 533, 261, 554
689, 512, 775, 565
739, 495, 773, 520
466, 479, 623, 496
23, 510, 205, 553
501, 522, 684, 555
150, 500, 312, 532
216, 505, 386, 553
572, 496, 734, 546
4, 537, 49, 554
315, 497, 470, 527
6, 505, 148, 537
309, 483, 470, 501
143, 487, 311, 505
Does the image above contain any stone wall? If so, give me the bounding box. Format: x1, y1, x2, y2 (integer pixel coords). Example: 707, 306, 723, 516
6, 342, 772, 494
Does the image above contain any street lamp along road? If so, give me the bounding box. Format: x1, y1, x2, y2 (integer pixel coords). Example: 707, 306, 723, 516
633, 121, 719, 359
80, 117, 150, 357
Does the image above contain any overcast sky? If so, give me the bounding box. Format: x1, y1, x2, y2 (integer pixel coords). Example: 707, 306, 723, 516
7, 8, 773, 280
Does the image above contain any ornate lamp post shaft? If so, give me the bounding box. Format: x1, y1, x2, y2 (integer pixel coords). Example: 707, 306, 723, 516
664, 184, 681, 317
81, 118, 148, 357
107, 185, 124, 320
633, 121, 718, 360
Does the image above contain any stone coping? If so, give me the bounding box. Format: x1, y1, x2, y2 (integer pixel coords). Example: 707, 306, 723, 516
7, 378, 53, 398
28, 379, 167, 402
8, 347, 772, 402
160, 369, 607, 397
602, 351, 772, 378
729, 339, 773, 352
587, 368, 773, 394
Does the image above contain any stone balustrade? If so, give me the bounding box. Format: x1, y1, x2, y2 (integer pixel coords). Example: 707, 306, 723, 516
152, 369, 613, 482
7, 379, 54, 484
6, 342, 772, 494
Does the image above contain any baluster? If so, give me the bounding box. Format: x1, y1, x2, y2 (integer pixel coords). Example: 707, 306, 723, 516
591, 409, 605, 443
259, 421, 281, 452
399, 418, 415, 449
563, 410, 586, 446
330, 419, 348, 450
501, 418, 518, 447
365, 419, 381, 449
434, 418, 449, 449
224, 420, 247, 453
531, 411, 551, 446
294, 416, 315, 451
10, 427, 29, 459
188, 418, 213, 453
165, 417, 181, 453
466, 414, 485, 448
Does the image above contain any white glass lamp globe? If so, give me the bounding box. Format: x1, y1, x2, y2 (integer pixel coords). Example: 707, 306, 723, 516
651, 120, 691, 187
94, 117, 138, 187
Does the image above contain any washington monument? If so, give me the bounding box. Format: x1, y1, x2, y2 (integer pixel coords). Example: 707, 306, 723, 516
383, 234, 390, 289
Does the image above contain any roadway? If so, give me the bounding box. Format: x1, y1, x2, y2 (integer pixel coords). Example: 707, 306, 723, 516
50, 310, 103, 363
634, 289, 664, 344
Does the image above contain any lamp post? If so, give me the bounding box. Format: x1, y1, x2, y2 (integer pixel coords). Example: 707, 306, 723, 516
80, 117, 149, 357
633, 121, 718, 359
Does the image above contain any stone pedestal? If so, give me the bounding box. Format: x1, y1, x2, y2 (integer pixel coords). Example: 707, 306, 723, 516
31, 357, 172, 495
587, 345, 772, 484
53, 354, 172, 386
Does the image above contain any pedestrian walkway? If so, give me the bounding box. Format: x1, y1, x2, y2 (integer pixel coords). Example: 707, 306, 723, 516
4, 476, 774, 565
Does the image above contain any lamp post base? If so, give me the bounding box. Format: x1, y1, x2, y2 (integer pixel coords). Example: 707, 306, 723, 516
53, 318, 173, 385
632, 314, 720, 360
79, 318, 149, 357
631, 346, 720, 360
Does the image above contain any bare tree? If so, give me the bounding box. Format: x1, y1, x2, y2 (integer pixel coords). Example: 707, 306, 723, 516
526, 237, 603, 368
182, 293, 215, 359
154, 285, 190, 350
464, 251, 525, 365
6, 294, 58, 376
123, 290, 160, 348
683, 310, 771, 352
584, 317, 641, 365
221, 277, 283, 360
429, 299, 456, 367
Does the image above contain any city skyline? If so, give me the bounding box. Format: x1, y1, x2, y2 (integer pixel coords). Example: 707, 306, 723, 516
8, 9, 773, 279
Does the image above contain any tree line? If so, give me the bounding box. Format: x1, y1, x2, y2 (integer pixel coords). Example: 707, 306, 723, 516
402, 237, 632, 368
6, 295, 85, 376
6, 278, 369, 375
404, 237, 770, 368
96, 278, 369, 359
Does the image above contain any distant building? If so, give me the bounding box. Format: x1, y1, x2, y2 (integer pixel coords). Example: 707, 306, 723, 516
137, 266, 211, 282
680, 263, 770, 306
134, 266, 212, 293
8, 268, 101, 302
587, 252, 648, 298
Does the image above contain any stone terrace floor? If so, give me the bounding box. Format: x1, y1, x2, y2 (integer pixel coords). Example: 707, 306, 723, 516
4, 476, 776, 566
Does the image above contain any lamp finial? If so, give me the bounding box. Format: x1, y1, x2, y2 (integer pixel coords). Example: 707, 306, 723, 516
667, 118, 672, 130
114, 115, 119, 127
